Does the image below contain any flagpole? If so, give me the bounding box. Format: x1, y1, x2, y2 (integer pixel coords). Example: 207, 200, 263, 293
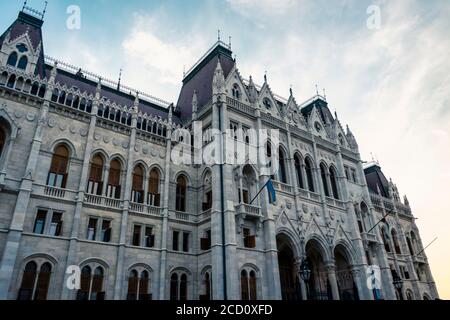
415, 237, 438, 256
249, 178, 271, 206
366, 212, 391, 234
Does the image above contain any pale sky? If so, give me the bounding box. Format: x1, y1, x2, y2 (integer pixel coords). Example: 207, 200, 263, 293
2, 0, 449, 298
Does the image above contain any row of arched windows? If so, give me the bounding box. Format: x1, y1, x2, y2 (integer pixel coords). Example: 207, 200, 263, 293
51, 89, 93, 114
137, 116, 167, 137
380, 225, 403, 255
0, 71, 46, 97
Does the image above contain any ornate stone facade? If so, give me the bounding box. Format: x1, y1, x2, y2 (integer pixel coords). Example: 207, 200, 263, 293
0, 8, 438, 300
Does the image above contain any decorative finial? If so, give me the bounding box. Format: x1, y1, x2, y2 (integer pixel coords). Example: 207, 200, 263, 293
264, 71, 267, 83
218, 29, 221, 42
323, 88, 327, 100
43, 1, 48, 18
315, 84, 319, 96
289, 85, 293, 96
183, 65, 186, 78
117, 68, 122, 91
229, 36, 232, 49
22, 1, 27, 11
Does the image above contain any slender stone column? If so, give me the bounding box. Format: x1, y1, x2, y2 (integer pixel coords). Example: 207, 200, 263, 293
158, 105, 173, 300
61, 78, 102, 300
112, 93, 139, 300
101, 164, 110, 197
326, 262, 340, 300
0, 64, 57, 299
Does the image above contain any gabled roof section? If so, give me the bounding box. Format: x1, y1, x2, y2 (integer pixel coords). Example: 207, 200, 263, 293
300, 95, 334, 124
0, 11, 46, 78
364, 164, 390, 198
176, 41, 235, 122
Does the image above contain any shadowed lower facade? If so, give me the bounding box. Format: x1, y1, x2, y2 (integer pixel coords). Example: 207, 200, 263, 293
0, 7, 438, 300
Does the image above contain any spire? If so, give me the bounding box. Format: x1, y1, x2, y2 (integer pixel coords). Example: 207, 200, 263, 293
212, 59, 225, 94
95, 78, 102, 99
289, 85, 293, 97
192, 90, 198, 120
264, 71, 267, 84
117, 68, 122, 91
248, 75, 257, 103
133, 91, 139, 111
404, 195, 410, 207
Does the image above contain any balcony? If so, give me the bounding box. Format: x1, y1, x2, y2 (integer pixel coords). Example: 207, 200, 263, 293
297, 188, 321, 202
272, 181, 294, 194
174, 211, 190, 221
35, 184, 77, 201
85, 194, 122, 209
325, 197, 346, 210
129, 202, 162, 216
361, 231, 378, 243
235, 203, 262, 218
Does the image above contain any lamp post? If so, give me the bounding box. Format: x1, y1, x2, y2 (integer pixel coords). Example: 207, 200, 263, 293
392, 274, 404, 300
300, 259, 311, 300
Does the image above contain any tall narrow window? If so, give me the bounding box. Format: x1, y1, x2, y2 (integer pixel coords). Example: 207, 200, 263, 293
381, 227, 391, 252
127, 270, 139, 300
249, 271, 257, 300
241, 270, 249, 300
180, 274, 187, 301
132, 165, 144, 203
406, 237, 414, 256
172, 231, 180, 251
200, 272, 212, 300
182, 232, 190, 253
305, 157, 315, 192
392, 230, 402, 255
7, 52, 18, 67
202, 171, 212, 211
278, 147, 287, 183
139, 271, 150, 300
127, 269, 151, 300
144, 227, 155, 248
90, 267, 105, 300
320, 163, 330, 197
87, 154, 104, 195
33, 210, 47, 234
243, 228, 256, 249
101, 220, 111, 243
34, 263, 51, 300
329, 167, 339, 199
148, 169, 160, 207
86, 218, 98, 241
294, 154, 304, 189
49, 212, 63, 236
107, 159, 121, 199
170, 274, 178, 300
77, 266, 91, 300
47, 145, 69, 188
17, 56, 28, 70
17, 261, 38, 300
132, 225, 142, 246
176, 176, 187, 212
0, 127, 5, 158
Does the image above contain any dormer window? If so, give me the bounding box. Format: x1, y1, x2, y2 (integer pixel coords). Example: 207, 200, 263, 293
16, 43, 28, 53
314, 122, 322, 132
263, 98, 272, 109
232, 84, 241, 99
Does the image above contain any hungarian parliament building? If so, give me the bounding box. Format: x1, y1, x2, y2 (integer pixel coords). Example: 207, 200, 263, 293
0, 7, 438, 300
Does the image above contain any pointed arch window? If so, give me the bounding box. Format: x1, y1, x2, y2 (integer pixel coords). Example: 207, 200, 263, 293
381, 227, 391, 253
132, 165, 144, 203
87, 154, 104, 195
107, 159, 122, 199
7, 52, 18, 67
200, 272, 212, 300
77, 266, 105, 300
202, 171, 212, 211
329, 167, 339, 199
127, 269, 151, 300
170, 272, 188, 300
148, 168, 161, 207
241, 269, 257, 300
17, 56, 28, 70
232, 84, 241, 99
278, 147, 288, 184
391, 230, 402, 254
176, 175, 187, 212
305, 157, 315, 192
47, 145, 70, 188
18, 261, 52, 301
406, 237, 414, 256
320, 163, 330, 197
294, 154, 304, 189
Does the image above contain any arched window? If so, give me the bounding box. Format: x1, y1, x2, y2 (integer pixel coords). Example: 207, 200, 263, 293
200, 272, 212, 300
241, 269, 257, 300
18, 261, 52, 301
278, 147, 287, 184
0, 127, 5, 158
391, 230, 402, 254
77, 266, 105, 300
107, 159, 121, 199
320, 163, 330, 197
294, 154, 304, 189
7, 74, 16, 88
202, 171, 212, 211
58, 91, 66, 104
170, 272, 188, 300
132, 164, 144, 203
127, 269, 151, 300
305, 157, 315, 192
380, 227, 391, 252
406, 237, 414, 256
329, 167, 339, 199
232, 84, 241, 99
47, 145, 70, 188
17, 56, 28, 70
176, 175, 187, 212
7, 52, 18, 67
148, 168, 161, 207
87, 154, 104, 195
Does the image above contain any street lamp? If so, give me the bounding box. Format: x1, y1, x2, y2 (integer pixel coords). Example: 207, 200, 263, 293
392, 274, 404, 300
299, 259, 311, 300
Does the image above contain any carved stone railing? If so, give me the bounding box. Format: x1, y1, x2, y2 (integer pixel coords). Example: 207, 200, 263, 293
325, 197, 346, 209
272, 180, 294, 194
226, 97, 255, 117
235, 203, 262, 218
129, 202, 162, 216
297, 188, 321, 202
174, 211, 190, 221
85, 194, 122, 209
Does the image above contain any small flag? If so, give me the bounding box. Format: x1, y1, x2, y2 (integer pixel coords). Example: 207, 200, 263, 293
266, 179, 277, 204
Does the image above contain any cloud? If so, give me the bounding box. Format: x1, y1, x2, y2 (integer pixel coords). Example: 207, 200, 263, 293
227, 0, 299, 16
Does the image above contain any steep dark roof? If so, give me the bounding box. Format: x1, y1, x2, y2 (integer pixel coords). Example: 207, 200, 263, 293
176, 43, 235, 122
364, 164, 390, 198
49, 65, 171, 120
0, 11, 46, 78
300, 97, 334, 124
